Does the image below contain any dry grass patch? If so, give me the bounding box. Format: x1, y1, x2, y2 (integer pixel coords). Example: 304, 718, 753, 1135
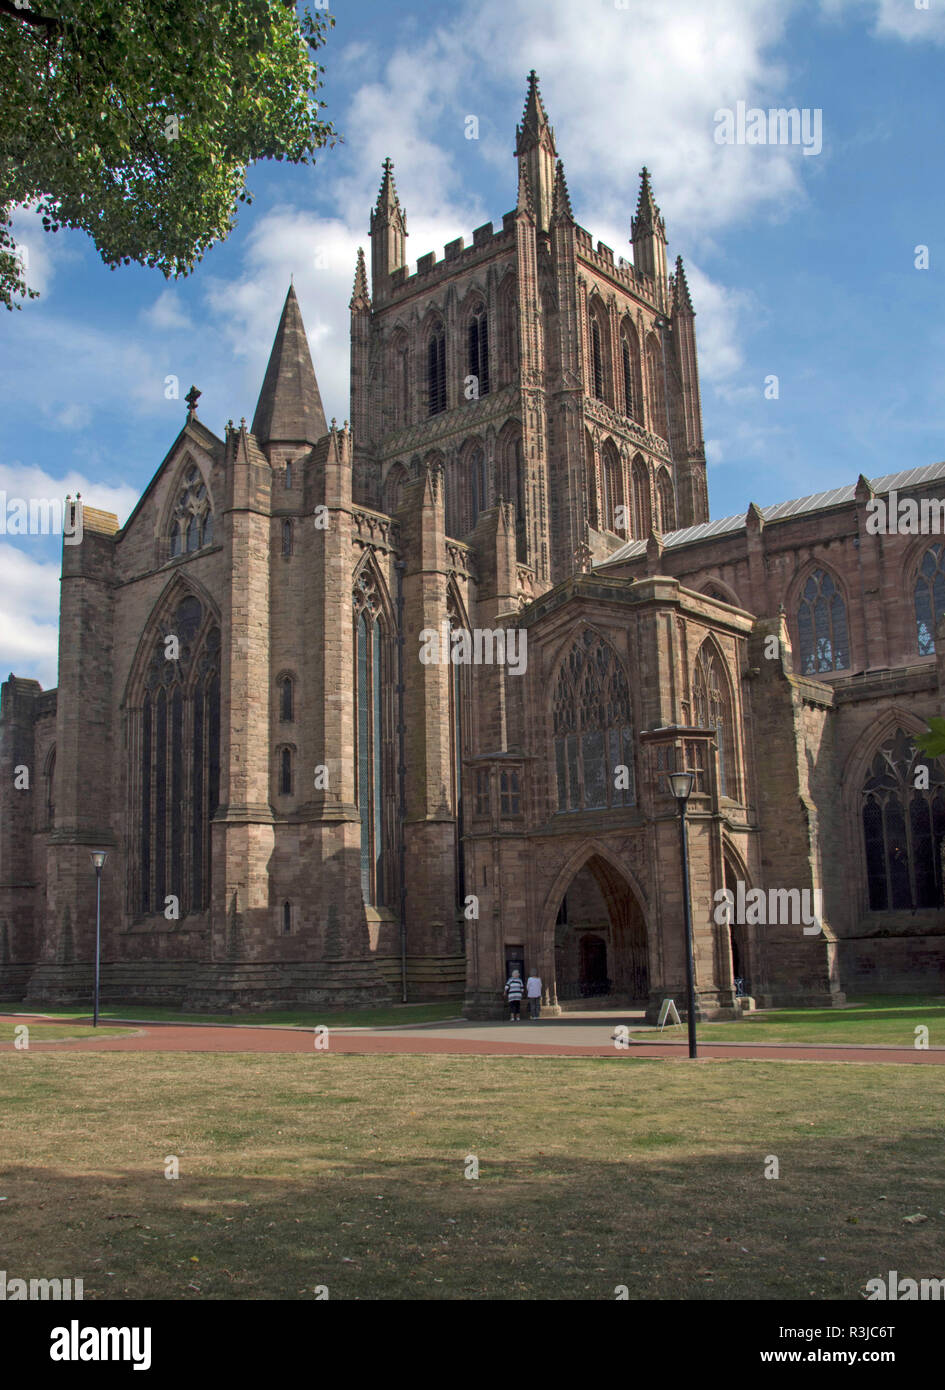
0, 1053, 941, 1300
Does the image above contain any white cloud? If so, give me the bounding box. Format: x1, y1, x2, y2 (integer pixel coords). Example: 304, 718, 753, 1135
821, 0, 945, 43
0, 543, 62, 689
142, 289, 195, 332
0, 462, 139, 528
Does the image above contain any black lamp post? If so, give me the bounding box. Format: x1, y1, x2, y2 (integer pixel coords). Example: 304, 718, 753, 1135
667, 771, 698, 1059
89, 850, 108, 1027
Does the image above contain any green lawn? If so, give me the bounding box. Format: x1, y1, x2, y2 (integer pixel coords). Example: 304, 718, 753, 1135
0, 1020, 138, 1044
0, 1052, 941, 1300
633, 996, 945, 1046
0, 1001, 460, 1030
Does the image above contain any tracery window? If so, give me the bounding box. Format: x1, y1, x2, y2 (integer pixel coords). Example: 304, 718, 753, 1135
591, 320, 605, 401
693, 642, 735, 798
135, 595, 220, 916
632, 457, 650, 539
553, 630, 635, 812
915, 543, 945, 655
796, 568, 849, 673
656, 469, 676, 533
646, 337, 668, 439
862, 728, 945, 910
168, 465, 213, 558
467, 307, 490, 398
427, 322, 446, 416
621, 325, 639, 421
601, 441, 623, 535
354, 568, 386, 906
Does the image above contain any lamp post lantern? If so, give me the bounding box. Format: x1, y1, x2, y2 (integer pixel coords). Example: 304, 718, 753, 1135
667, 771, 698, 1059
89, 851, 108, 1027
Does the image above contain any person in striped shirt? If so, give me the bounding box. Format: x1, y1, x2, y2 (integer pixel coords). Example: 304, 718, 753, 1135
504, 969, 525, 1021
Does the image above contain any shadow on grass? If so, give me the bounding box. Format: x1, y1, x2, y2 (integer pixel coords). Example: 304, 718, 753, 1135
1, 1130, 942, 1302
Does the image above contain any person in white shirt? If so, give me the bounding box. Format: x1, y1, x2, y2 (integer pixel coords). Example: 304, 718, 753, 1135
525, 970, 542, 1020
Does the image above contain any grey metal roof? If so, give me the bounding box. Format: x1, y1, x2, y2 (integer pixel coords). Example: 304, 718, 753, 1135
598, 460, 945, 567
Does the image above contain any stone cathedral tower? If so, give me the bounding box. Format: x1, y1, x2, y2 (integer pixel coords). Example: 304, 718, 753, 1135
5, 73, 936, 1020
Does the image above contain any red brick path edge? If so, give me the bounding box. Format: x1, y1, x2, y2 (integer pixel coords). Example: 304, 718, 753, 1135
3, 1016, 944, 1064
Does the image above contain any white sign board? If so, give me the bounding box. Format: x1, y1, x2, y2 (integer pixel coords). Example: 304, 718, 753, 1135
657, 997, 681, 1031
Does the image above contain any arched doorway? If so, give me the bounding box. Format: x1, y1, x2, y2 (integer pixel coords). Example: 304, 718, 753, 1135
723, 855, 751, 997
552, 853, 648, 1004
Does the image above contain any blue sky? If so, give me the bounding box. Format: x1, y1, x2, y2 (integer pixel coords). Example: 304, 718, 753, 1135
2, 0, 944, 688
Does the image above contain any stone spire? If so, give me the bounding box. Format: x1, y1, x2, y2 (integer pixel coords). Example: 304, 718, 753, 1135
550, 158, 574, 225
672, 254, 694, 316
515, 70, 557, 233
350, 246, 371, 312
369, 157, 407, 298
251, 284, 327, 447
631, 166, 668, 307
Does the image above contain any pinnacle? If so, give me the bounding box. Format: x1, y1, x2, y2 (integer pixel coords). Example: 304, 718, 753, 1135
551, 159, 574, 223
350, 246, 370, 308
673, 254, 694, 314
632, 166, 664, 238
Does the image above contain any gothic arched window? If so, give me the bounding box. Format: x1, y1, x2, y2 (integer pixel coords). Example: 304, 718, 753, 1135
797, 568, 850, 673
915, 543, 945, 655
499, 276, 518, 383
469, 445, 489, 528
601, 441, 623, 535
646, 337, 668, 439
621, 323, 639, 421
552, 630, 635, 812
693, 642, 736, 798
632, 457, 650, 539
467, 307, 490, 398
282, 520, 293, 558
168, 465, 213, 559
135, 597, 220, 917
426, 321, 446, 416
384, 463, 408, 516
280, 747, 293, 796
656, 469, 676, 533
591, 319, 604, 400
283, 901, 292, 935
861, 728, 945, 910
354, 569, 386, 906
280, 676, 294, 723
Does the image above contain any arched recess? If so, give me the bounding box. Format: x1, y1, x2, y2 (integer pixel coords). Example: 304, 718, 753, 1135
458, 435, 489, 535
585, 430, 600, 530
587, 294, 612, 405
700, 577, 742, 608
387, 326, 410, 428
540, 841, 650, 1004
600, 438, 624, 536
631, 455, 651, 539
124, 575, 222, 919
383, 461, 409, 516
645, 334, 668, 439
619, 315, 641, 422
497, 273, 518, 384
692, 634, 738, 800
655, 467, 676, 533
352, 552, 396, 908
721, 839, 754, 998
785, 560, 851, 675
496, 420, 526, 561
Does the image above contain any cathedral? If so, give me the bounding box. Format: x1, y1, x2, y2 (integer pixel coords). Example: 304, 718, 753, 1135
2, 73, 943, 1018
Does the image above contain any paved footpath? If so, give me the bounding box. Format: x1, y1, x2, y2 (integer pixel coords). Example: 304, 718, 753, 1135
4, 1013, 945, 1065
